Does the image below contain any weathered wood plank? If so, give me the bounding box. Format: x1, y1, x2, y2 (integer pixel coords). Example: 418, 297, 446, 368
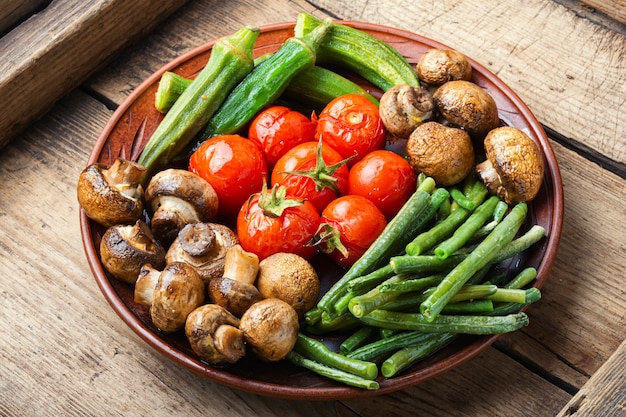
579, 0, 626, 25
0, 0, 48, 35
557, 339, 626, 416
0, 0, 189, 149
308, 0, 626, 171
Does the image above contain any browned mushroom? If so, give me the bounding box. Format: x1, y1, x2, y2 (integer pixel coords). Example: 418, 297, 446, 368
255, 252, 320, 319
77, 158, 146, 227
99, 220, 165, 284
239, 298, 299, 362
165, 222, 238, 285
405, 121, 475, 186
185, 304, 246, 365
150, 262, 205, 332
476, 126, 544, 204
208, 244, 262, 317
145, 169, 219, 244
379, 84, 434, 138
416, 49, 472, 85
433, 80, 499, 137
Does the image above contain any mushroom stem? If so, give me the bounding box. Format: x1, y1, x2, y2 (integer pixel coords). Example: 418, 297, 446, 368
103, 158, 146, 190
213, 324, 246, 363
223, 244, 259, 285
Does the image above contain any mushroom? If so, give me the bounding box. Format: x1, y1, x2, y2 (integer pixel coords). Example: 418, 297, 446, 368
134, 264, 161, 305
208, 244, 263, 317
145, 169, 219, 245
476, 126, 544, 204
416, 49, 472, 85
150, 262, 205, 332
405, 121, 475, 186
185, 304, 246, 365
165, 222, 238, 285
99, 220, 166, 284
255, 252, 320, 319
77, 158, 146, 227
379, 84, 434, 138
433, 80, 499, 138
239, 298, 299, 362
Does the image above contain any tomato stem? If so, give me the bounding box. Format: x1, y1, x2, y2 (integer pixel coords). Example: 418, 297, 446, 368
257, 183, 303, 218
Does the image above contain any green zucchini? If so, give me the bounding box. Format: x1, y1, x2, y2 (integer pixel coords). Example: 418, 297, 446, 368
137, 26, 260, 181
294, 13, 419, 91
153, 65, 378, 114
197, 18, 334, 142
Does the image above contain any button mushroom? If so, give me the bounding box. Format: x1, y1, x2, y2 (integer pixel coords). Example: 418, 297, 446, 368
405, 121, 475, 186
239, 298, 299, 362
433, 80, 499, 138
379, 84, 435, 138
255, 252, 320, 319
150, 262, 205, 332
99, 220, 166, 284
145, 169, 219, 245
185, 304, 246, 365
476, 126, 545, 204
134, 264, 161, 305
208, 244, 263, 317
416, 49, 473, 85
77, 158, 146, 227
165, 222, 239, 285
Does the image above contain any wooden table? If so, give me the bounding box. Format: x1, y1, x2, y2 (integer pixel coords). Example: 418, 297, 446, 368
1, 0, 624, 415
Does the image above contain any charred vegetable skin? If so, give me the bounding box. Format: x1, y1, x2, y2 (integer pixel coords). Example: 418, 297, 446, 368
294, 13, 419, 91
138, 26, 260, 181
197, 18, 334, 142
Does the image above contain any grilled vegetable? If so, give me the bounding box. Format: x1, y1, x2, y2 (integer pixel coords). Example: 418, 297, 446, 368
137, 26, 260, 181
294, 13, 419, 91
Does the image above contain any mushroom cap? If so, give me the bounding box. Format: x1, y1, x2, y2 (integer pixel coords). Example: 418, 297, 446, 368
150, 262, 205, 332
165, 223, 239, 285
145, 169, 219, 244
208, 276, 263, 317
417, 49, 472, 85
256, 252, 320, 319
99, 220, 165, 284
406, 121, 475, 186
433, 80, 499, 137
379, 84, 434, 138
185, 304, 245, 365
476, 126, 545, 204
77, 159, 145, 228
239, 298, 299, 362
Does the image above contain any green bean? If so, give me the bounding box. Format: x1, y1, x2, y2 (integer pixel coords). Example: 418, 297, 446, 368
305, 311, 360, 334
450, 187, 477, 210
316, 177, 436, 314
348, 276, 405, 318
485, 288, 530, 303
420, 202, 528, 321
359, 309, 529, 334
379, 274, 445, 293
390, 254, 468, 275
381, 333, 456, 377
294, 333, 378, 380
441, 299, 494, 314
490, 225, 546, 264
504, 267, 538, 289
434, 195, 500, 260
347, 330, 436, 361
347, 264, 395, 295
286, 351, 379, 390
489, 288, 542, 316
340, 326, 379, 354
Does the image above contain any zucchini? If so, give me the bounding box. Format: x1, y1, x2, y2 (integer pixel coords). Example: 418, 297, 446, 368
197, 18, 334, 142
137, 26, 260, 181
294, 13, 419, 91
154, 65, 378, 114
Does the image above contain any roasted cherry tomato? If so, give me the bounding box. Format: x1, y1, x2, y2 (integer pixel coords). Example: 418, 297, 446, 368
189, 134, 268, 218
313, 195, 387, 267
271, 140, 350, 213
248, 105, 316, 168
237, 184, 320, 260
348, 149, 417, 219
315, 94, 386, 165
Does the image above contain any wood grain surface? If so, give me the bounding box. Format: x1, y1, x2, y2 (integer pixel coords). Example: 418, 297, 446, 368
0, 0, 624, 415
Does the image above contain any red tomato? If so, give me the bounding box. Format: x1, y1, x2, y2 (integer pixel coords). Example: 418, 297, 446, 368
314, 195, 387, 267
315, 94, 386, 165
189, 134, 268, 218
271, 140, 350, 213
237, 184, 320, 260
248, 105, 316, 168
348, 149, 417, 219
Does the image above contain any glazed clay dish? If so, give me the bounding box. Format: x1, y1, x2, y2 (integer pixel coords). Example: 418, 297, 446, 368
80, 21, 563, 400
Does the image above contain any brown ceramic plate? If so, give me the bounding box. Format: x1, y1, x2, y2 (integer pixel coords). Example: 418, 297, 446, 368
80, 21, 563, 400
